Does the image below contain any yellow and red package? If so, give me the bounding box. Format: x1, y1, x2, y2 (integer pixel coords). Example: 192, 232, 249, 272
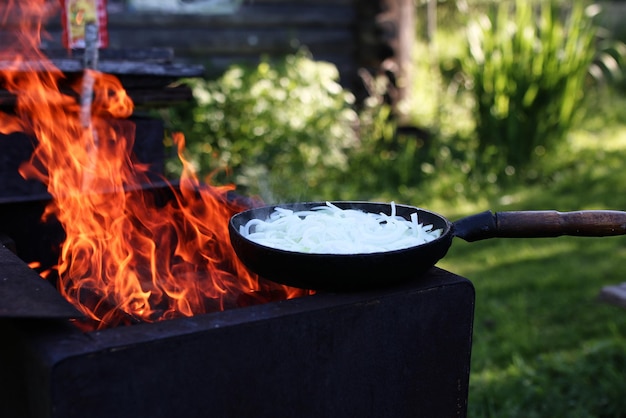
60, 0, 108, 49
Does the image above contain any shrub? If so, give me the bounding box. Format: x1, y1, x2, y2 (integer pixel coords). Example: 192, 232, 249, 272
462, 0, 599, 180
162, 51, 365, 202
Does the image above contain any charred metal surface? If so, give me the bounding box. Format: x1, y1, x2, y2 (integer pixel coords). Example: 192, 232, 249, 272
0, 48, 204, 109
0, 233, 16, 253
0, 244, 80, 319
0, 194, 64, 270
0, 116, 166, 200
0, 267, 474, 418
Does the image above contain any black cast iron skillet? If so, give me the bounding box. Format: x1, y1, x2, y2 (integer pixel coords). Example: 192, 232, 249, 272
228, 201, 626, 291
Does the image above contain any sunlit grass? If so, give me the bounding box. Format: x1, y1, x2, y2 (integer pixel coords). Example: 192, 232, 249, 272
434, 108, 626, 416
469, 337, 626, 418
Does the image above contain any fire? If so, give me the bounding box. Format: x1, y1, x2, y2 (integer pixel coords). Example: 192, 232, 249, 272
1, 1, 310, 330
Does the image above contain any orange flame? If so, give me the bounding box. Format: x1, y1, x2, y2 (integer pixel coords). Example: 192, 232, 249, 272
1, 1, 310, 329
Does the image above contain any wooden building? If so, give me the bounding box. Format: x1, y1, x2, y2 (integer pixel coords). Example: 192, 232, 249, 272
40, 0, 415, 101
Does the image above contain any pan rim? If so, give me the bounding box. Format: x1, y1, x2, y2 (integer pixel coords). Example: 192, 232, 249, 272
229, 200, 454, 257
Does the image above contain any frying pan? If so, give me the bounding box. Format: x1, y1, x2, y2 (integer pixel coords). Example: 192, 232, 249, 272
228, 201, 626, 291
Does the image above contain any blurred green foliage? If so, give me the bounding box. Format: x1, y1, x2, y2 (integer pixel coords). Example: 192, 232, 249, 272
160, 51, 395, 202
160, 1, 623, 207
462, 0, 599, 181
160, 2, 626, 206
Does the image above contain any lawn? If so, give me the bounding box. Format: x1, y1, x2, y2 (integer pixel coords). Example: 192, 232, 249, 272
433, 95, 626, 417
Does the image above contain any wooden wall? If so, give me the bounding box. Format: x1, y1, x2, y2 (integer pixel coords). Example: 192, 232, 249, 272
39, 0, 414, 98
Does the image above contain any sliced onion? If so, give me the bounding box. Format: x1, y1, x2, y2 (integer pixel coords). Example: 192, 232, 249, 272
240, 202, 443, 254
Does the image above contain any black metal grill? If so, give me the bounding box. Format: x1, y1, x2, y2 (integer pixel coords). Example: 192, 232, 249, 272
0, 120, 475, 418
0, 48, 474, 417
1, 264, 474, 418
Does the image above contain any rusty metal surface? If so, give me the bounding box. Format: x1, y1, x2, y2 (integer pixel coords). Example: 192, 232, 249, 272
0, 244, 81, 319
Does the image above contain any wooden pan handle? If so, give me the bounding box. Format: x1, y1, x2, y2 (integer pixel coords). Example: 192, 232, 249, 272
454, 210, 626, 242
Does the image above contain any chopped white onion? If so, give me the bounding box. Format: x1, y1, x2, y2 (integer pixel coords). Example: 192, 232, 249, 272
240, 201, 443, 254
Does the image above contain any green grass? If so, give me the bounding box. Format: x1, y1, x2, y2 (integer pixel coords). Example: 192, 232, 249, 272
431, 94, 626, 417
